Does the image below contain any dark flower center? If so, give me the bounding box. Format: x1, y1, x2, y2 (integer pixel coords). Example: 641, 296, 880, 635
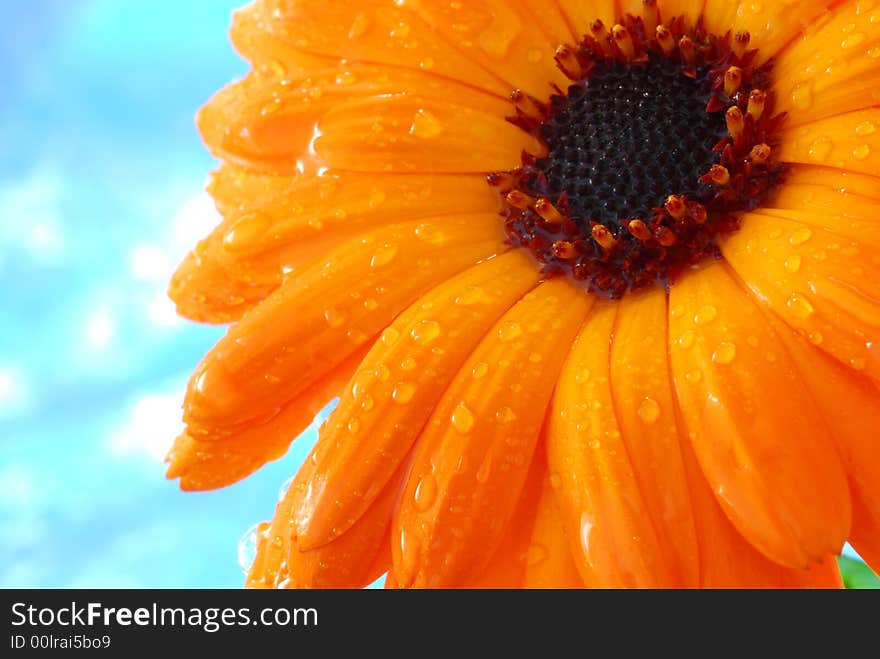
537, 54, 726, 226
490, 15, 785, 298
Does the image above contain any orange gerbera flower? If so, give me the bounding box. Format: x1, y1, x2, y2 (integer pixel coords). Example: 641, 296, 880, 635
167, 0, 880, 589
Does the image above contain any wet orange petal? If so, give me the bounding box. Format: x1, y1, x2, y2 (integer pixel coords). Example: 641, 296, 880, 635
769, 319, 880, 577
167, 347, 365, 491
774, 2, 880, 126
555, 0, 616, 36
314, 94, 541, 173
722, 210, 880, 381
402, 0, 570, 99
294, 250, 540, 549
669, 261, 850, 568
171, 167, 498, 323
549, 303, 679, 588
392, 278, 591, 588
523, 469, 586, 589
619, 0, 705, 24
701, 0, 831, 63
197, 64, 513, 174
779, 108, 880, 177
464, 444, 547, 588
781, 166, 880, 202
678, 425, 840, 588
184, 215, 505, 435
611, 287, 700, 587
237, 0, 511, 96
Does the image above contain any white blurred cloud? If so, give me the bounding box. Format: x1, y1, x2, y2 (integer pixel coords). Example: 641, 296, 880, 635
0, 170, 66, 262
108, 386, 186, 462
0, 365, 32, 419
171, 191, 220, 257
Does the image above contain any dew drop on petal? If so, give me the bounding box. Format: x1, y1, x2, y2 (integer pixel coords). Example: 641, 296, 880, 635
808, 137, 833, 162
370, 243, 399, 267
414, 474, 437, 511
712, 342, 737, 365
472, 362, 489, 379
452, 402, 475, 434
637, 397, 661, 424
784, 255, 802, 273
411, 319, 441, 345
324, 307, 346, 328
409, 109, 444, 139
856, 121, 877, 136
476, 454, 492, 483
853, 144, 871, 160
392, 381, 416, 405
787, 292, 815, 319
238, 521, 267, 573
788, 227, 813, 245
790, 82, 813, 110
694, 305, 717, 325
495, 406, 517, 424
498, 321, 524, 342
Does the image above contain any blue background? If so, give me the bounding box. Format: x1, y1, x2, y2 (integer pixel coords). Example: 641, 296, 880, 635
0, 0, 319, 587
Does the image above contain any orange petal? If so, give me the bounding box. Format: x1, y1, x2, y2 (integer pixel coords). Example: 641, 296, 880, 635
464, 442, 547, 588
779, 108, 880, 177
701, 0, 831, 63
549, 303, 680, 588
611, 287, 700, 587
197, 65, 513, 174
774, 2, 880, 126
167, 347, 365, 491
294, 250, 540, 549
669, 261, 850, 568
392, 278, 592, 588
619, 0, 705, 24
523, 469, 586, 589
235, 0, 512, 96
183, 215, 505, 435
781, 166, 880, 202
768, 181, 880, 219
722, 210, 880, 381
171, 167, 498, 323
769, 319, 880, 578
671, 365, 842, 588
401, 0, 570, 99
555, 0, 616, 36
314, 94, 541, 173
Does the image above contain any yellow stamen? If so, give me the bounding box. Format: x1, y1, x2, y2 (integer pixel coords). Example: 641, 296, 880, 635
654, 226, 678, 247
627, 219, 654, 243
656, 25, 675, 55
612, 24, 635, 59
724, 66, 742, 97
551, 240, 578, 260
591, 224, 617, 250
679, 36, 696, 66
726, 106, 745, 138
747, 89, 766, 121
749, 143, 771, 164
506, 190, 534, 210
535, 198, 565, 224
554, 44, 582, 80
664, 195, 687, 221
703, 165, 731, 186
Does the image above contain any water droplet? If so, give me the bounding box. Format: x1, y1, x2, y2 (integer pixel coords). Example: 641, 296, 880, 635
678, 330, 696, 349
808, 331, 824, 346
787, 292, 815, 319
841, 32, 866, 48
400, 356, 417, 371
637, 397, 660, 424
528, 352, 543, 364
856, 121, 877, 136
495, 406, 517, 424
712, 342, 738, 365
790, 82, 813, 110
374, 364, 391, 382
498, 321, 523, 342
398, 529, 421, 583
476, 454, 492, 483
277, 476, 294, 502
549, 472, 562, 489
361, 394, 375, 411
347, 418, 361, 434
419, 56, 435, 70
788, 227, 813, 245
472, 362, 489, 379
223, 213, 271, 253
527, 48, 543, 63
411, 319, 441, 345
455, 286, 493, 306
694, 305, 718, 325
868, 46, 880, 58
381, 327, 400, 345
670, 305, 685, 319
414, 474, 437, 511
409, 109, 444, 139
324, 307, 346, 328
237, 521, 268, 573
685, 370, 703, 383
575, 369, 591, 384
370, 243, 399, 267
348, 12, 370, 39
784, 255, 802, 273
525, 543, 549, 566
363, 297, 379, 311
414, 223, 447, 245
392, 381, 416, 405
853, 144, 871, 160
808, 137, 833, 162
451, 402, 475, 434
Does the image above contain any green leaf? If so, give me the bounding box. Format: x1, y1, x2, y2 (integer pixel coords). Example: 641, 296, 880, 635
837, 556, 880, 589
